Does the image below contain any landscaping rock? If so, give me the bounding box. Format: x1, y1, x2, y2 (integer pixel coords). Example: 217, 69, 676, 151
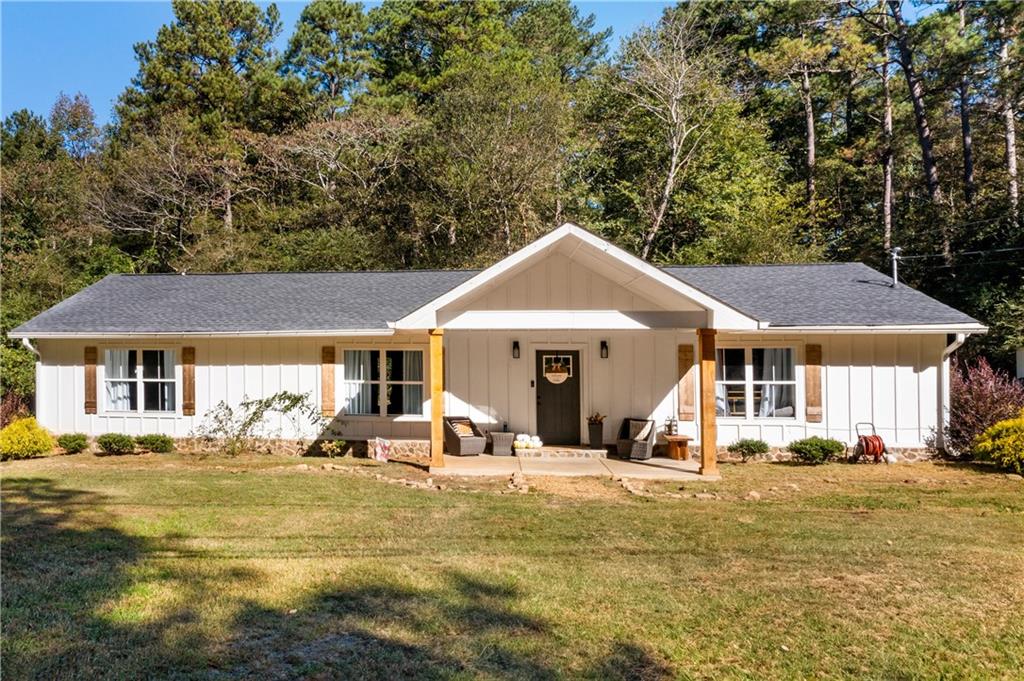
618, 477, 653, 497
694, 492, 718, 500
508, 471, 529, 493
745, 491, 761, 501
1005, 473, 1023, 481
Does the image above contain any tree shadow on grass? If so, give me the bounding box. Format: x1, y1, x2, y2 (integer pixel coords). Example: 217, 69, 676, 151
2, 477, 259, 678
212, 571, 558, 680
2, 478, 147, 677
3, 477, 674, 680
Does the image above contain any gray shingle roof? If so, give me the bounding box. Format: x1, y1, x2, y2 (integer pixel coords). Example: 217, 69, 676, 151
664, 262, 980, 327
10, 262, 979, 336
10, 270, 478, 335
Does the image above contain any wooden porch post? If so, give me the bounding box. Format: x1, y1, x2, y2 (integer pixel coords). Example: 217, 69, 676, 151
429, 329, 445, 468
698, 328, 718, 476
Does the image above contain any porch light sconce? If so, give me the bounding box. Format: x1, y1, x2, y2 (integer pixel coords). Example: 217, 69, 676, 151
512, 341, 520, 359
600, 340, 609, 359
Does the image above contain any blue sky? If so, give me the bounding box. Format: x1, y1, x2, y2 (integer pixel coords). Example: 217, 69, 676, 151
1, 1, 672, 127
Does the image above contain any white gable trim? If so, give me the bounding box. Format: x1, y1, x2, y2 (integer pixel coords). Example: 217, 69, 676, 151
394, 223, 761, 330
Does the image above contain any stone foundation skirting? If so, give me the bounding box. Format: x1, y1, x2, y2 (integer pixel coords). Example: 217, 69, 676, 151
707, 445, 935, 464
124, 435, 936, 464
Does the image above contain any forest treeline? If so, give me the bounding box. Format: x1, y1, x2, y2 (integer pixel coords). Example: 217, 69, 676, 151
2, 0, 1023, 408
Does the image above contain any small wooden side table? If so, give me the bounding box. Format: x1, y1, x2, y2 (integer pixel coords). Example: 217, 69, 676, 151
664, 435, 692, 461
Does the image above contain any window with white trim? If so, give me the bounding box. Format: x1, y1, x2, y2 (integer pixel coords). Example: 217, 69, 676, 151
342, 349, 424, 417
715, 347, 796, 418
715, 348, 746, 417
104, 349, 176, 413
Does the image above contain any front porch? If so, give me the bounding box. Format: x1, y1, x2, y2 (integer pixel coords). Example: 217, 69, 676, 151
426, 326, 722, 477
403, 225, 734, 477
430, 452, 713, 481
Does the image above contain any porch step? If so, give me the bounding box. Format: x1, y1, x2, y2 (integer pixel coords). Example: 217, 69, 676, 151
515, 446, 609, 459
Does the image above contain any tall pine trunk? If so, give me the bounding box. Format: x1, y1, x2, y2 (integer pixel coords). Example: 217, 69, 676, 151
958, 4, 975, 205
888, 0, 949, 261
889, 1, 942, 205
999, 24, 1020, 224
882, 57, 894, 251
223, 183, 233, 231
801, 65, 816, 211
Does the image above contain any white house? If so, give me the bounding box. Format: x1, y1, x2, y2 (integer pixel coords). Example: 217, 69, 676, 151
10, 224, 985, 473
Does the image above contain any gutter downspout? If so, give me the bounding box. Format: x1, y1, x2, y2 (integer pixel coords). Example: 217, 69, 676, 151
20, 338, 41, 416
937, 333, 966, 454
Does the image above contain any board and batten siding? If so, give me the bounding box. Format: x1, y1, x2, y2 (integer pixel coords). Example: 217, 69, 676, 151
444, 330, 697, 445
454, 252, 702, 313
714, 333, 945, 448
446, 331, 946, 448
33, 336, 432, 440
34, 332, 946, 448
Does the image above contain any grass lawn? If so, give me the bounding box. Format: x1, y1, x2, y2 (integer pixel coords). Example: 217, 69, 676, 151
2, 453, 1022, 680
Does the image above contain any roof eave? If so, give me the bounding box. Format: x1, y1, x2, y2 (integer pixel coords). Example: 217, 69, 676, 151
7, 329, 397, 339
753, 322, 988, 334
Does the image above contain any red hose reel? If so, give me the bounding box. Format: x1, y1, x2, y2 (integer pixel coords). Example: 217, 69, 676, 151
851, 423, 889, 464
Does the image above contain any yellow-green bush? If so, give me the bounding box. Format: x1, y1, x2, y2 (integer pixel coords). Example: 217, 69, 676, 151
973, 408, 1024, 474
0, 417, 55, 460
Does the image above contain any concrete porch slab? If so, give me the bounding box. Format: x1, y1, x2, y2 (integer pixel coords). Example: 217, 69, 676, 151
519, 457, 607, 477
433, 454, 520, 477
602, 457, 715, 481
430, 454, 715, 481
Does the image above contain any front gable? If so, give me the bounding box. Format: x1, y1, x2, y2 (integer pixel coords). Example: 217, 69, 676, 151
394, 224, 759, 331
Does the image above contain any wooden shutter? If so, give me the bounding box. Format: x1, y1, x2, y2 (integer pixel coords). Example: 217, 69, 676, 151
181, 347, 196, 416
805, 344, 823, 423
677, 344, 696, 421
84, 346, 98, 414
321, 346, 336, 417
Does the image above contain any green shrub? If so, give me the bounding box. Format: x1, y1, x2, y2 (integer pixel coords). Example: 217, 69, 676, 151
96, 433, 136, 456
135, 434, 174, 453
57, 433, 89, 454
0, 417, 55, 460
973, 408, 1024, 474
788, 436, 845, 464
727, 438, 770, 462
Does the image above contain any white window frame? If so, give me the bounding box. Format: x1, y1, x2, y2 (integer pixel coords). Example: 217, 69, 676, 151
339, 346, 427, 420
715, 347, 747, 418
101, 347, 179, 415
715, 344, 800, 421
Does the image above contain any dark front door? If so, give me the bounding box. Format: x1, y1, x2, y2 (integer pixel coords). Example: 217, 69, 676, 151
536, 350, 581, 445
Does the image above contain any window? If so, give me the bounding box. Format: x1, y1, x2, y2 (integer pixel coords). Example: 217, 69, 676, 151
752, 348, 796, 418
715, 348, 746, 417
104, 349, 176, 412
715, 347, 796, 419
342, 349, 424, 417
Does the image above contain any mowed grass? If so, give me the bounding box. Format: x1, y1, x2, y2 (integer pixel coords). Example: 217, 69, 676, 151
2, 454, 1022, 680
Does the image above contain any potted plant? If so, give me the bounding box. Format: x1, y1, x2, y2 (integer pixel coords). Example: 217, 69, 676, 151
587, 413, 605, 448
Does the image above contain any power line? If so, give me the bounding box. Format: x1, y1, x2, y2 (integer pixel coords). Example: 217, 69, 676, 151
897, 246, 1024, 260
911, 255, 1024, 270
